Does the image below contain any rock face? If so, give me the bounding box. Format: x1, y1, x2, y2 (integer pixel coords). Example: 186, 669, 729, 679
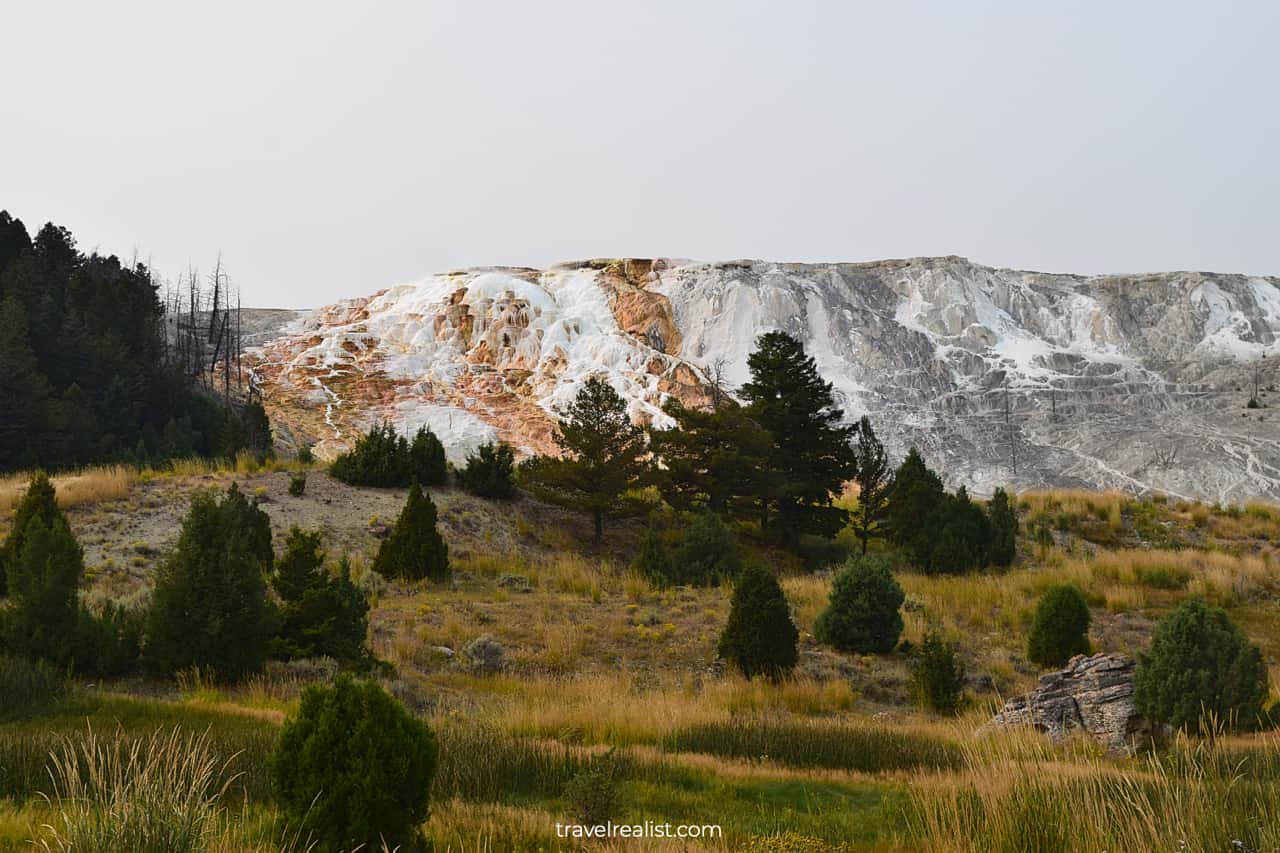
249, 256, 1280, 502
985, 653, 1146, 753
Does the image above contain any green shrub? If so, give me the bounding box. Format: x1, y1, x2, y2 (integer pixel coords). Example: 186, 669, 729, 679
636, 512, 741, 587
1135, 599, 1270, 733
73, 600, 143, 677
372, 482, 450, 582
0, 655, 70, 720
145, 484, 275, 680
270, 677, 438, 851
814, 553, 904, 654
674, 512, 741, 586
296, 444, 315, 464
329, 422, 448, 488
563, 748, 621, 825
1026, 584, 1092, 668
913, 631, 965, 716
271, 530, 370, 665
987, 487, 1018, 567
0, 471, 59, 597
409, 427, 447, 486
718, 563, 798, 680
457, 441, 517, 499
633, 525, 676, 585
287, 471, 306, 497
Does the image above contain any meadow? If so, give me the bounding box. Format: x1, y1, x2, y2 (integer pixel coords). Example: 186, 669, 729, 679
1, 465, 1278, 851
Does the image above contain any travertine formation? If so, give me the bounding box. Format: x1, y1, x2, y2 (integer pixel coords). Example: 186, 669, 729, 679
984, 653, 1147, 753
248, 256, 1280, 502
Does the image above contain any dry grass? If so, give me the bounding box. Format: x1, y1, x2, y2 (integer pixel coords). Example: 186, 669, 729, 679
1021, 489, 1129, 531
0, 465, 135, 514
909, 731, 1280, 852
34, 726, 240, 853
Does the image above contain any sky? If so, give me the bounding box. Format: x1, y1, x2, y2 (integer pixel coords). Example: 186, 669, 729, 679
2, 1, 1279, 308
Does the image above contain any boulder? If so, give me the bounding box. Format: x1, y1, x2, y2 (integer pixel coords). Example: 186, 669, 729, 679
983, 653, 1147, 753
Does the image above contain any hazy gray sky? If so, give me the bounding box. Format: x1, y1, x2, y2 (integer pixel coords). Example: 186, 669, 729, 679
3, 1, 1278, 308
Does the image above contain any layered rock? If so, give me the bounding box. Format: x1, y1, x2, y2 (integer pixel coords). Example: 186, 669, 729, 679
983, 653, 1147, 753
248, 256, 1280, 502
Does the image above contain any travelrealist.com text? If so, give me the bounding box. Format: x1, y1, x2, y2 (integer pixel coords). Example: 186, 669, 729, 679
555, 821, 723, 840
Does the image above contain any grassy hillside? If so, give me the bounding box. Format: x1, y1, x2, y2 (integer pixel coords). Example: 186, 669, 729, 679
1, 464, 1278, 850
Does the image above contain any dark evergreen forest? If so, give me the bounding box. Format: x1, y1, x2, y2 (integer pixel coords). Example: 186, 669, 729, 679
0, 210, 269, 473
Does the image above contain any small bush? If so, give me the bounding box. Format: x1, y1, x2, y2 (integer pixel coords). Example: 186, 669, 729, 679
372, 482, 450, 582
674, 512, 742, 585
1135, 598, 1270, 733
563, 748, 621, 825
913, 630, 965, 716
296, 444, 315, 464
270, 677, 438, 851
457, 442, 517, 499
718, 563, 798, 680
814, 553, 904, 654
1026, 584, 1092, 668
287, 471, 306, 497
0, 655, 70, 720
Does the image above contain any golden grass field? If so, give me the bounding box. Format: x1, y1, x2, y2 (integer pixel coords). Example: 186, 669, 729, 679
0, 466, 1278, 851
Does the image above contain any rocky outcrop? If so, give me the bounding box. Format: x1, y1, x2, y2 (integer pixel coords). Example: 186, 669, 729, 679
248, 256, 1280, 502
983, 653, 1147, 753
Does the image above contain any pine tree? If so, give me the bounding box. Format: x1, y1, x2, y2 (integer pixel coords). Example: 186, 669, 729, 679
144, 485, 275, 680
410, 427, 448, 486
849, 416, 891, 555
0, 296, 54, 470
649, 400, 774, 521
0, 472, 60, 597
458, 442, 516, 499
518, 377, 648, 545
372, 482, 450, 582
814, 553, 904, 654
3, 513, 84, 666
271, 529, 370, 664
717, 563, 799, 680
987, 487, 1018, 567
925, 487, 992, 573
884, 448, 945, 565
739, 332, 856, 546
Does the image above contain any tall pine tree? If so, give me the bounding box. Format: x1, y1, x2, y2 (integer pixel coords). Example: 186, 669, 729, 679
519, 377, 648, 545
739, 332, 856, 546
649, 399, 773, 522
987, 487, 1018, 567
884, 448, 945, 564
849, 416, 891, 554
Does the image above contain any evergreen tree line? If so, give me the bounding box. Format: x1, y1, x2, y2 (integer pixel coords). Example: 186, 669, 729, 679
330, 421, 517, 500
0, 474, 370, 680
519, 330, 1018, 576
0, 211, 271, 473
